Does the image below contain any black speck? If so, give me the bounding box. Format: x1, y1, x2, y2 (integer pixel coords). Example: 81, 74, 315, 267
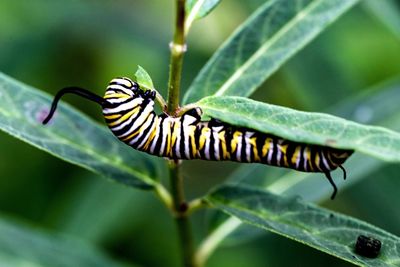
355, 235, 381, 258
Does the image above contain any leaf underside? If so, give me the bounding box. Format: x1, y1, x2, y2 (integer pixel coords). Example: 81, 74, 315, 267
207, 185, 400, 267
197, 96, 400, 162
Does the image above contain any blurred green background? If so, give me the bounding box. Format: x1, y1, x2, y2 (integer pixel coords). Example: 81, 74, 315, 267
1, 1, 400, 266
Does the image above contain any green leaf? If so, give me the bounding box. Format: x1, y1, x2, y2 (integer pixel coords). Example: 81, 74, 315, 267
134, 65, 155, 90
0, 72, 162, 189
183, 0, 360, 103
207, 184, 400, 267
197, 96, 400, 162
185, 0, 221, 32
199, 78, 400, 251
364, 0, 400, 39
0, 217, 128, 267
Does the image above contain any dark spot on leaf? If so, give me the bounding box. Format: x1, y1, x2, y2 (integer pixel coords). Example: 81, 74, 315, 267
355, 235, 381, 258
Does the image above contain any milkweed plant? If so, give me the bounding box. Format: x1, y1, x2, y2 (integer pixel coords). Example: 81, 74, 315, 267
0, 0, 400, 267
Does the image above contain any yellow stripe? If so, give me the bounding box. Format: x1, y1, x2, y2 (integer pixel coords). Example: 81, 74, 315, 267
262, 138, 272, 157
249, 137, 260, 161
305, 147, 313, 171
143, 117, 158, 150
198, 127, 210, 151
291, 146, 301, 165
279, 144, 288, 166
121, 114, 153, 142
230, 131, 242, 153
104, 114, 121, 120
108, 107, 139, 127
315, 152, 322, 171
188, 125, 197, 158
104, 93, 130, 99
218, 130, 230, 159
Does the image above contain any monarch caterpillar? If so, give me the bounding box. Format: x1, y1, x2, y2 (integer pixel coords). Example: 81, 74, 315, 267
43, 77, 353, 199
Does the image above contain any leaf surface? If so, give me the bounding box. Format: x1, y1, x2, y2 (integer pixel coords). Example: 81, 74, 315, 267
135, 65, 155, 90
207, 185, 400, 267
0, 72, 162, 189
184, 0, 360, 103
185, 0, 221, 33
0, 217, 128, 267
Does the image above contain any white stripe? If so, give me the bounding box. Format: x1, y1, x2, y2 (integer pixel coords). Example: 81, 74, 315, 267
245, 132, 252, 162
174, 121, 182, 159
107, 85, 133, 95
321, 151, 330, 171
204, 129, 211, 160
103, 98, 143, 114
160, 117, 174, 156
295, 148, 301, 169
236, 134, 242, 161
267, 141, 274, 164
303, 147, 308, 171
213, 130, 220, 160
110, 78, 133, 88
182, 117, 192, 159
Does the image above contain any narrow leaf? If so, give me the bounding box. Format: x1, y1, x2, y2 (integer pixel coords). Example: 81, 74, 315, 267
0, 72, 161, 188
185, 0, 221, 33
197, 96, 400, 162
0, 217, 127, 267
207, 185, 400, 267
183, 0, 360, 103
200, 78, 400, 251
135, 65, 155, 90
364, 0, 400, 39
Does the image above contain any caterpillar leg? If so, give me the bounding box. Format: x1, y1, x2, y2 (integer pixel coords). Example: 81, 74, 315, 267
324, 171, 338, 200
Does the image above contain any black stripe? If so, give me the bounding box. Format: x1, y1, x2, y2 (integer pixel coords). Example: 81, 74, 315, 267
209, 126, 216, 160
154, 116, 166, 157
286, 142, 296, 169
239, 130, 246, 162
297, 145, 305, 171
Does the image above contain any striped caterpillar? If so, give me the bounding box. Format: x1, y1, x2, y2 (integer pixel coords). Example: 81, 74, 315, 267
43, 77, 353, 199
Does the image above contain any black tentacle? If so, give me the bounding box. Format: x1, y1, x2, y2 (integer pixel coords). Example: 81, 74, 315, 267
324, 171, 338, 200
339, 165, 347, 180
42, 87, 105, 124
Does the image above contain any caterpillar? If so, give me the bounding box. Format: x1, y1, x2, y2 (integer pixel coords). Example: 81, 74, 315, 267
43, 77, 353, 199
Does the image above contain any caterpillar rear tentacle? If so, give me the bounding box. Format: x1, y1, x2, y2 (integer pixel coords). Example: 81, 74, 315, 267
43, 77, 353, 199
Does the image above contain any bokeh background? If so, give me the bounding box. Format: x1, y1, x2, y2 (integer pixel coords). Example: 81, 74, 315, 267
1, 1, 400, 266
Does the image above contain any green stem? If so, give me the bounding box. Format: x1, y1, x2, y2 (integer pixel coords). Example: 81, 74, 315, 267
169, 161, 196, 267
167, 1, 197, 267
167, 0, 187, 114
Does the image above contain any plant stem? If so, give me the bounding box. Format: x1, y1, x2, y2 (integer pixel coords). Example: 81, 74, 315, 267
167, 0, 186, 114
167, 1, 197, 267
169, 161, 196, 267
